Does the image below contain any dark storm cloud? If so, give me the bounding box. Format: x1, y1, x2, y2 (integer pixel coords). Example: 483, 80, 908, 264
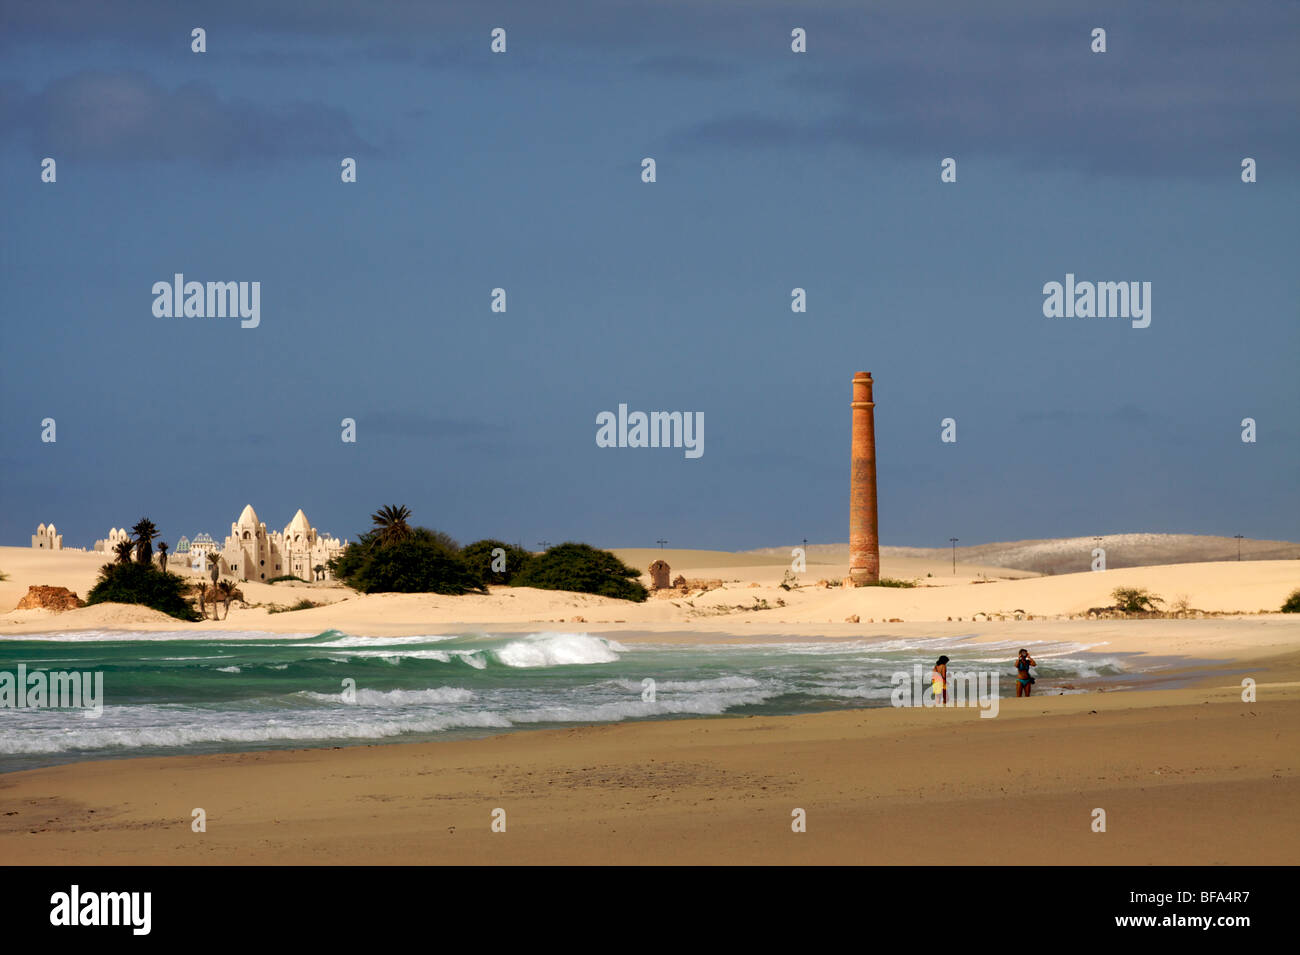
667, 2, 1300, 177
0, 70, 376, 161
20, 0, 1293, 183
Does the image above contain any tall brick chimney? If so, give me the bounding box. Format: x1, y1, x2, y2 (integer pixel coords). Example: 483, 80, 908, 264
849, 372, 880, 585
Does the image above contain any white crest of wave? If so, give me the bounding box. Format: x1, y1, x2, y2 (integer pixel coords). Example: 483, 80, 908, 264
0, 707, 509, 754
508, 687, 775, 723
328, 649, 489, 669
300, 686, 475, 707
293, 634, 457, 648
493, 633, 625, 668
611, 675, 762, 693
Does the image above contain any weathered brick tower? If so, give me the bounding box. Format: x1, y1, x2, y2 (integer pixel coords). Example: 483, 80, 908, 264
849, 371, 880, 585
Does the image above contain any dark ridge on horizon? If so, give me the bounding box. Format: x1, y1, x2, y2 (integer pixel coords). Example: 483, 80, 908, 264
744, 534, 1300, 575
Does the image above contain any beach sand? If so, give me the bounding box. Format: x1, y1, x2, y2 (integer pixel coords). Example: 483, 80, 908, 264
1, 667, 1296, 865
0, 543, 1297, 864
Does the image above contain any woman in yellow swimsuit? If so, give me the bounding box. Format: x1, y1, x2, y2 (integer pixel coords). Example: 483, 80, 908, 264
931, 655, 950, 706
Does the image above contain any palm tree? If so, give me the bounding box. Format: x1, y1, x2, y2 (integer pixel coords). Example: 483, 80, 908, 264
157, 541, 169, 571
114, 539, 135, 564
132, 518, 158, 565
370, 505, 413, 545
313, 563, 325, 582
207, 555, 222, 619
217, 579, 239, 620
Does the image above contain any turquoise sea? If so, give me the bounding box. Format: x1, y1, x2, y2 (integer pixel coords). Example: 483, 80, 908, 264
0, 629, 1143, 773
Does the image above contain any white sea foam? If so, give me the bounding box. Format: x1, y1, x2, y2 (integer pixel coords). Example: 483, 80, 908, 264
611, 676, 762, 693
493, 633, 625, 668
290, 634, 457, 648
507, 687, 775, 723
804, 684, 895, 699
0, 710, 513, 753
300, 686, 475, 707
327, 649, 491, 671
341, 649, 451, 661
215, 666, 242, 673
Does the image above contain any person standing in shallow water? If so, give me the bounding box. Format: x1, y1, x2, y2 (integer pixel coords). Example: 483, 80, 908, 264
931, 655, 950, 705
1015, 649, 1037, 697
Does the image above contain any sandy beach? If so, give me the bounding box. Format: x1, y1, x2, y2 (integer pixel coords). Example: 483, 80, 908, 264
2, 669, 1296, 865
1, 543, 1297, 865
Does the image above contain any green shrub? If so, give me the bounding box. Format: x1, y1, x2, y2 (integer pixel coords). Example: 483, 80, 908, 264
266, 574, 309, 584
867, 577, 917, 588
512, 542, 648, 602
460, 539, 535, 586
86, 562, 201, 621
1112, 587, 1162, 613
1282, 589, 1300, 613
331, 528, 484, 595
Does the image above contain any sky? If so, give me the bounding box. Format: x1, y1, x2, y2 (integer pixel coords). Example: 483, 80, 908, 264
1, 0, 1297, 552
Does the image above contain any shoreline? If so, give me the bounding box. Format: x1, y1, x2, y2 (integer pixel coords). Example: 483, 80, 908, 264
0, 641, 1257, 778
1, 547, 1296, 864
2, 667, 1295, 865
4, 615, 1297, 664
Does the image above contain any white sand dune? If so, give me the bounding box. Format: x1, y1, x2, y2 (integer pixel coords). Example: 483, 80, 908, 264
2, 546, 1296, 666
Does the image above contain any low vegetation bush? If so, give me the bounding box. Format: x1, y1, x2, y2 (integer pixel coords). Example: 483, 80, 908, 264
86, 562, 201, 621
1112, 587, 1163, 613
331, 528, 484, 595
1282, 588, 1300, 613
460, 539, 535, 586
511, 542, 648, 602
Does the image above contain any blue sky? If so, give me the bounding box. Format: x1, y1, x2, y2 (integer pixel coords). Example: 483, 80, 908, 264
1, 0, 1296, 551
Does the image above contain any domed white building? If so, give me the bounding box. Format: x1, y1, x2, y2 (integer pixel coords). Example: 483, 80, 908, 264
31, 523, 63, 550
216, 505, 345, 582
93, 527, 131, 554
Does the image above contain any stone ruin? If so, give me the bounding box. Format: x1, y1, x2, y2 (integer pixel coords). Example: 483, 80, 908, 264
15, 585, 85, 611
648, 560, 672, 590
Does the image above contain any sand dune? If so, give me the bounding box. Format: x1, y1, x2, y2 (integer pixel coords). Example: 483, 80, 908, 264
2, 546, 1297, 643
2, 546, 1297, 673
749, 533, 1300, 575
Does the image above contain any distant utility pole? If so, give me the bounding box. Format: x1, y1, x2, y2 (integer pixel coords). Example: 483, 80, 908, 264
1234, 534, 1244, 561
537, 540, 550, 551
949, 538, 959, 574
802, 538, 808, 552
656, 539, 668, 549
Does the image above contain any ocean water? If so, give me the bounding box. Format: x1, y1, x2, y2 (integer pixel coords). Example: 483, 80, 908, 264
0, 629, 1135, 772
